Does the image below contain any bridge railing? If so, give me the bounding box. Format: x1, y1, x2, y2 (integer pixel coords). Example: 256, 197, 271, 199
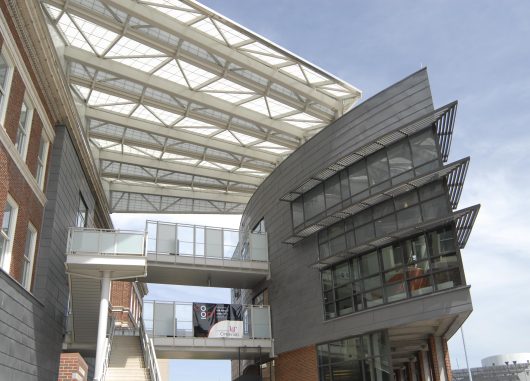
67, 227, 147, 256
145, 220, 268, 262
143, 301, 272, 340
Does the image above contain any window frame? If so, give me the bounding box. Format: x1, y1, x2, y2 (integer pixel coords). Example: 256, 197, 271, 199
21, 223, 37, 290
76, 193, 88, 228
35, 133, 49, 190
0, 46, 14, 126
0, 195, 19, 273
14, 96, 34, 161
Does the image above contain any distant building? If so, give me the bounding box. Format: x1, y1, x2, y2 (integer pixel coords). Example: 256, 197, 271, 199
453, 353, 530, 381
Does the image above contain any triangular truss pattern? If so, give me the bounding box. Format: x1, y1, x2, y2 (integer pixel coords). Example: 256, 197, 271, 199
41, 0, 361, 213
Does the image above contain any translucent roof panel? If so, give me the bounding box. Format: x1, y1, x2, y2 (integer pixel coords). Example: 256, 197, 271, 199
42, 0, 361, 213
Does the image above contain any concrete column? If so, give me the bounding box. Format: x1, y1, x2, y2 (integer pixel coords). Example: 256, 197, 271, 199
94, 270, 111, 380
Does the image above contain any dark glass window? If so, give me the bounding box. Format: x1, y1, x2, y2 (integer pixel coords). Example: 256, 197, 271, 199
367, 150, 389, 186
348, 161, 369, 197
324, 174, 342, 209
410, 129, 438, 166
388, 141, 413, 178
304, 184, 325, 220
76, 194, 88, 228
317, 332, 392, 381
292, 198, 304, 228
321, 226, 463, 319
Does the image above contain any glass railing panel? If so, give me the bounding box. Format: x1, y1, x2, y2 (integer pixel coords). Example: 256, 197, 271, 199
68, 228, 146, 256
143, 301, 271, 340
146, 220, 268, 262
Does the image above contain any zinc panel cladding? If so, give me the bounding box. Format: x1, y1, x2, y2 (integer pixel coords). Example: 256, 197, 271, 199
239, 69, 472, 355
21, 126, 98, 381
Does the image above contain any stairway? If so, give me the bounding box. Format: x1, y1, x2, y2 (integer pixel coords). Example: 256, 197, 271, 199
105, 336, 151, 381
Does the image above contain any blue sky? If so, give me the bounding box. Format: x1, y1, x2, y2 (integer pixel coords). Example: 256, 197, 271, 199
112, 0, 530, 378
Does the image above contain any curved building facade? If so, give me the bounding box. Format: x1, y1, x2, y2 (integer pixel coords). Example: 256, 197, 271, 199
235, 69, 479, 381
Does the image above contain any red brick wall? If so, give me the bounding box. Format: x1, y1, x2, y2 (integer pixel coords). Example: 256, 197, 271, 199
57, 353, 88, 381
0, 35, 50, 288
442, 338, 452, 381
429, 336, 441, 381
275, 345, 319, 381
110, 281, 143, 327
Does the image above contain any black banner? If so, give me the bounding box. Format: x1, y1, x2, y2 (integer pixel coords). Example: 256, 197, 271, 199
192, 303, 243, 338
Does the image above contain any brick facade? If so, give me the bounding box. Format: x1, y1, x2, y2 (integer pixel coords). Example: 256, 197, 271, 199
110, 280, 143, 327
0, 35, 49, 287
57, 353, 88, 381
275, 345, 318, 381
442, 338, 452, 381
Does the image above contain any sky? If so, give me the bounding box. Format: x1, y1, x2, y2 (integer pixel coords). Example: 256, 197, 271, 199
112, 0, 530, 378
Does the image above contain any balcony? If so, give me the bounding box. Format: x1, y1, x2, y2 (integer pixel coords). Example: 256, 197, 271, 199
66, 228, 148, 279
144, 301, 273, 359
143, 221, 269, 288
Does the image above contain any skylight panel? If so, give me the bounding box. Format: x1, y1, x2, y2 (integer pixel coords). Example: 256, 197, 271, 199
72, 84, 91, 101
182, 127, 218, 136
98, 103, 137, 115
191, 18, 224, 42
201, 78, 254, 103
113, 57, 168, 73
213, 130, 239, 144
231, 131, 260, 145
241, 42, 289, 66
175, 117, 214, 128
240, 97, 269, 116
43, 4, 62, 21
57, 14, 92, 52
214, 21, 251, 46
178, 61, 218, 88
301, 67, 328, 84
280, 65, 307, 81
126, 145, 161, 158
91, 138, 118, 149
266, 97, 297, 117
131, 105, 162, 124
106, 36, 165, 58
146, 105, 180, 125
145, 0, 201, 23
153, 60, 188, 85
70, 14, 118, 55
254, 141, 292, 154
86, 89, 131, 107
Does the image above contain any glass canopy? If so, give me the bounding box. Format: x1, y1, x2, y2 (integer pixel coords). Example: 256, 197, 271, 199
41, 0, 362, 213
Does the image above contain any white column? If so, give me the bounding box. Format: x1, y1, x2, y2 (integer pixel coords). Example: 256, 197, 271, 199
94, 270, 111, 380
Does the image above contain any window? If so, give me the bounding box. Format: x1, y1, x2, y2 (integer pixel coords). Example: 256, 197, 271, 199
290, 128, 443, 230
15, 99, 33, 159
21, 224, 37, 290
252, 218, 266, 234
0, 49, 13, 124
0, 195, 18, 273
76, 194, 88, 227
320, 225, 463, 319
36, 134, 49, 189
318, 332, 392, 381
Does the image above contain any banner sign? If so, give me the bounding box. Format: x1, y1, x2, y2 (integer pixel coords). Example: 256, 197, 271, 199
192, 303, 243, 338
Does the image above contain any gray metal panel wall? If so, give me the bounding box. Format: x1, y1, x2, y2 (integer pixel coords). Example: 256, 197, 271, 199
0, 126, 98, 380
240, 69, 472, 354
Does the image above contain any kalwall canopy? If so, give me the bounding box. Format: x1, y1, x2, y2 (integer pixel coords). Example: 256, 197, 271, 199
39, 0, 361, 214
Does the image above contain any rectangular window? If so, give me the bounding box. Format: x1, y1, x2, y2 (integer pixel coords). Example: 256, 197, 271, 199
303, 183, 325, 221
36, 135, 49, 190
15, 99, 33, 160
0, 49, 13, 124
0, 195, 18, 272
21, 224, 37, 290
76, 194, 88, 227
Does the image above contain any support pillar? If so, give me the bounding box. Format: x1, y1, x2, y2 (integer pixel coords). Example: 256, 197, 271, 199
94, 270, 111, 381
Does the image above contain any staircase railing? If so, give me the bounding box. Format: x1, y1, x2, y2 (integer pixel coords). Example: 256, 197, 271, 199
100, 316, 116, 381
140, 316, 161, 381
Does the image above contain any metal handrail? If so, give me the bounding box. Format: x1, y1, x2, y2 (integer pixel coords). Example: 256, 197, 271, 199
140, 316, 161, 381
100, 316, 116, 381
